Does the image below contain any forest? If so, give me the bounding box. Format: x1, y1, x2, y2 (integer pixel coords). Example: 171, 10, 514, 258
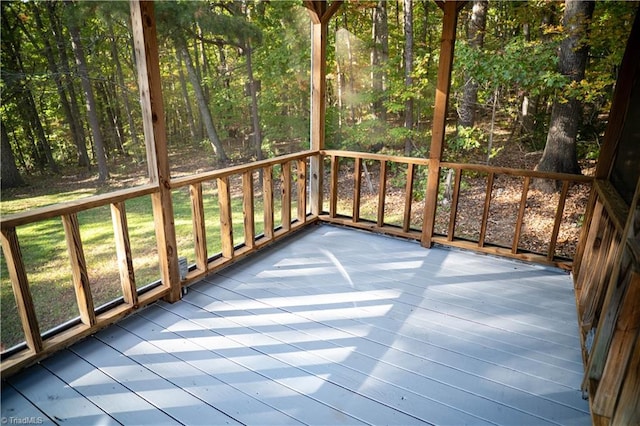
0, 0, 637, 196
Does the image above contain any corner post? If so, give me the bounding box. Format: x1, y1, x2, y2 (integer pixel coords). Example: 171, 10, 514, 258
309, 11, 328, 216
130, 0, 181, 302
421, 1, 463, 247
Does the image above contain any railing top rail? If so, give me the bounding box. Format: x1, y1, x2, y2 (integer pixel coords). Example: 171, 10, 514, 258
321, 150, 430, 166
170, 150, 318, 189
322, 150, 593, 183
1, 184, 158, 229
440, 162, 594, 182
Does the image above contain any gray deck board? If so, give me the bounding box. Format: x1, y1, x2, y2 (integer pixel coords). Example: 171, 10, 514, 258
1, 224, 590, 425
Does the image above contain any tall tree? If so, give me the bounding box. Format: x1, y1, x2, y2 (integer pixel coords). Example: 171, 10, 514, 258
66, 2, 109, 181
403, 0, 414, 155
1, 8, 59, 174
47, 1, 87, 163
1, 122, 25, 189
31, 2, 90, 167
536, 0, 595, 185
458, 0, 488, 128
371, 0, 388, 121
176, 36, 229, 164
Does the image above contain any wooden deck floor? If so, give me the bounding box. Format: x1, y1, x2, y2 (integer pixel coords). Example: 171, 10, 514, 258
1, 224, 591, 425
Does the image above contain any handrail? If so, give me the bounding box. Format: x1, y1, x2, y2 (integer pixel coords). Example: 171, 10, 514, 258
0, 151, 318, 377
0, 184, 158, 229
319, 150, 593, 268
171, 150, 317, 188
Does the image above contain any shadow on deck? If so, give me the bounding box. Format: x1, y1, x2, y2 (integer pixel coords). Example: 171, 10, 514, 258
1, 224, 590, 425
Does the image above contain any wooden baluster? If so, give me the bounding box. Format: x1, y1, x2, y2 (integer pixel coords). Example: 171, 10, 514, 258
377, 160, 387, 227
353, 158, 362, 223
402, 163, 415, 232
110, 202, 138, 306
189, 183, 208, 271
61, 213, 96, 327
217, 177, 233, 259
242, 172, 255, 249
512, 176, 530, 254
548, 180, 570, 261
0, 228, 43, 353
447, 168, 462, 242
330, 156, 339, 218
281, 162, 291, 231
297, 159, 307, 223
263, 165, 274, 240
478, 172, 494, 248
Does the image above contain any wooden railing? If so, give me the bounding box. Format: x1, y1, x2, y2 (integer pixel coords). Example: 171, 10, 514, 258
0, 148, 594, 377
320, 150, 593, 268
0, 151, 317, 377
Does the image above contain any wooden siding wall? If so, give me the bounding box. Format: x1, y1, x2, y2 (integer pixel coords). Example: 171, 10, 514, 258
574, 182, 640, 426
572, 8, 640, 425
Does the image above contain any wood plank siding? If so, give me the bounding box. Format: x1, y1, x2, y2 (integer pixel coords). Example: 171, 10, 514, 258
1, 225, 590, 425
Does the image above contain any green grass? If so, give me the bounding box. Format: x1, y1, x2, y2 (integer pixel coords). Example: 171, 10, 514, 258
1, 180, 290, 350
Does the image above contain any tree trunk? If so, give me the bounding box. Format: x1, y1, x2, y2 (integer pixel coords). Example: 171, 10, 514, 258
176, 52, 198, 140
67, 5, 109, 182
32, 3, 90, 167
245, 44, 263, 161
47, 2, 88, 165
108, 15, 139, 152
177, 37, 229, 164
536, 0, 595, 190
371, 0, 388, 121
403, 0, 414, 155
1, 122, 25, 189
458, 0, 488, 128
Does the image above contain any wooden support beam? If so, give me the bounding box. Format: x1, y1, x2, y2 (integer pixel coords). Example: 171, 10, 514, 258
189, 183, 208, 270
421, 0, 460, 247
110, 202, 138, 306
309, 16, 328, 216
0, 228, 43, 353
61, 213, 96, 327
217, 176, 234, 259
242, 172, 255, 249
130, 0, 180, 302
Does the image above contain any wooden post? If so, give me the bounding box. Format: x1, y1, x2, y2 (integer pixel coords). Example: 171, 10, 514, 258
242, 172, 255, 249
217, 176, 234, 259
305, 1, 341, 216
353, 158, 362, 222
189, 184, 208, 270
263, 165, 274, 240
111, 202, 138, 306
421, 1, 463, 247
297, 159, 308, 223
130, 0, 181, 302
403, 163, 416, 232
309, 13, 327, 216
281, 161, 292, 231
62, 213, 96, 327
0, 228, 43, 353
